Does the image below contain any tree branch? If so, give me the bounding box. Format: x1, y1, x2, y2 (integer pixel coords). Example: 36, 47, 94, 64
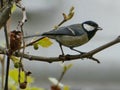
0, 36, 120, 63
0, 1, 13, 29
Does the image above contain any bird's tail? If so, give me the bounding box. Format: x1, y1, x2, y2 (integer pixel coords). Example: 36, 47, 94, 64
24, 33, 43, 39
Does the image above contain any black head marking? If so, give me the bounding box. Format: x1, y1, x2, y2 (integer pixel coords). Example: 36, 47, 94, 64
82, 21, 102, 40
82, 21, 98, 28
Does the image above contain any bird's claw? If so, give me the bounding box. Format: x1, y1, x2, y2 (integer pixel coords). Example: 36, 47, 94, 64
59, 54, 71, 62
59, 54, 65, 62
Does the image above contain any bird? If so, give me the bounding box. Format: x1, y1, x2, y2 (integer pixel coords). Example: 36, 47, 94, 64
24, 21, 102, 55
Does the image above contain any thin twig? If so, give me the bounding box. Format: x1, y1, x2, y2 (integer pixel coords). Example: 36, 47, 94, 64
0, 1, 13, 29
54, 6, 74, 29
2, 1, 13, 90
0, 0, 3, 8
0, 55, 5, 89
15, 0, 27, 85
0, 0, 5, 89
4, 24, 10, 90
21, 36, 46, 48
3, 2, 13, 89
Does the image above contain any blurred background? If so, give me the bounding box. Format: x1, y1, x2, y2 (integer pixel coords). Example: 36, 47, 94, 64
1, 0, 120, 90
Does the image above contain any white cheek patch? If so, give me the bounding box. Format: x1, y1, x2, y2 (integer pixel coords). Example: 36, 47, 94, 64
83, 24, 95, 31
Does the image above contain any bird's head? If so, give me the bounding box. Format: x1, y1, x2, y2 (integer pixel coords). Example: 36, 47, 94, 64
82, 21, 102, 31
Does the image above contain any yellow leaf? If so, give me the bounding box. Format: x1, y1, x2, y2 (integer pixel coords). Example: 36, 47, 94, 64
11, 3, 16, 13
67, 12, 74, 20
63, 85, 70, 90
37, 37, 53, 48
63, 64, 73, 72
67, 64, 73, 70
9, 85, 17, 90
63, 13, 68, 20
9, 69, 34, 84
31, 87, 44, 90
69, 6, 74, 13
10, 56, 20, 63
0, 55, 4, 62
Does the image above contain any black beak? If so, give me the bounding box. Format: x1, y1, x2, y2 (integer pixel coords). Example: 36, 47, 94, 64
97, 27, 102, 30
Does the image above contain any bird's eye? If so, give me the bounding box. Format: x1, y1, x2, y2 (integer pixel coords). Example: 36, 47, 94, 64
83, 24, 95, 31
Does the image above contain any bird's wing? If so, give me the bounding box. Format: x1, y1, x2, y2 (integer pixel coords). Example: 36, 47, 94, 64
69, 24, 87, 36
42, 24, 86, 36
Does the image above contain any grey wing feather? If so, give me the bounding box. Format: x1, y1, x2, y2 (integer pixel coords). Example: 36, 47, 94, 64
42, 24, 86, 36
24, 24, 86, 39
68, 24, 86, 36
42, 26, 74, 35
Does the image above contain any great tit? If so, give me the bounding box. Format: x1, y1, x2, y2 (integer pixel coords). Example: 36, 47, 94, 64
25, 21, 102, 55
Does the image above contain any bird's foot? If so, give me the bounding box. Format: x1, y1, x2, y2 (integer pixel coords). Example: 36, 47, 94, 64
59, 54, 65, 62
59, 54, 71, 62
